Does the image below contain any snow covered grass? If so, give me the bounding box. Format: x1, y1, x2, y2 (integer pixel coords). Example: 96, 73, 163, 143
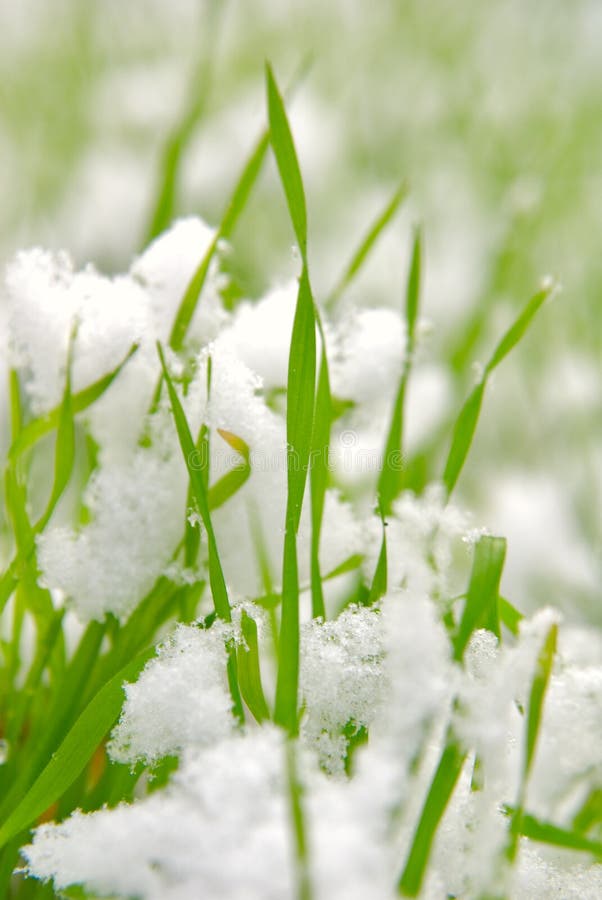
0, 63, 600, 900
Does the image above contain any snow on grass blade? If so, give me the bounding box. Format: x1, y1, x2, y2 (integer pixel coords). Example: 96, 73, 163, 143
398, 730, 466, 897
9, 343, 139, 461
326, 180, 408, 309
443, 282, 554, 497
507, 621, 558, 862
158, 343, 244, 723
0, 647, 154, 851
452, 535, 506, 662
377, 227, 421, 515
266, 62, 308, 259
309, 331, 332, 620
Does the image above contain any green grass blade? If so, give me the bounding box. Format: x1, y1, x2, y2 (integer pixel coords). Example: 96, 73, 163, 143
443, 284, 553, 498
166, 62, 310, 357
499, 596, 524, 636
398, 732, 466, 896
208, 429, 251, 511
8, 369, 22, 440
503, 808, 602, 858
166, 133, 269, 354
405, 226, 422, 345
284, 266, 317, 533
507, 621, 557, 861
237, 610, 270, 723
326, 180, 408, 309
157, 344, 244, 723
323, 553, 363, 581
144, 1, 222, 242
9, 343, 139, 462
0, 647, 153, 850
524, 622, 557, 778
285, 739, 312, 900
309, 340, 332, 620
452, 535, 506, 662
485, 286, 553, 376
573, 788, 602, 834
158, 344, 232, 623
36, 330, 77, 531
266, 63, 308, 257
442, 381, 485, 498
378, 227, 422, 514
274, 266, 316, 733
367, 514, 387, 605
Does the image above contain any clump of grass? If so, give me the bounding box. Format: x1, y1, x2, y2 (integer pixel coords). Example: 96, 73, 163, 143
0, 63, 599, 900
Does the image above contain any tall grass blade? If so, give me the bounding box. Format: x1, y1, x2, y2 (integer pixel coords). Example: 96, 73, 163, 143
237, 610, 270, 723
309, 337, 332, 620
266, 62, 308, 257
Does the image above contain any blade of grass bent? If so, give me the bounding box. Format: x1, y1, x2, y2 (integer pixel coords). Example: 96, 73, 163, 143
266, 63, 317, 731
443, 283, 553, 498
266, 63, 308, 258
398, 731, 466, 896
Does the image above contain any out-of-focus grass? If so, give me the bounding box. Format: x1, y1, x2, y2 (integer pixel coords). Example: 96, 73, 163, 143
0, 0, 600, 618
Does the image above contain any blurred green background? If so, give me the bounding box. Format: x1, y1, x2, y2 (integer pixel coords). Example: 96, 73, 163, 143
0, 0, 600, 620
